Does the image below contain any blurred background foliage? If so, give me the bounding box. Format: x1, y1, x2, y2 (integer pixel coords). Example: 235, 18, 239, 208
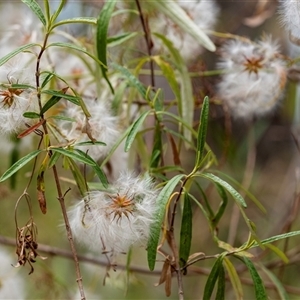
1, 0, 300, 299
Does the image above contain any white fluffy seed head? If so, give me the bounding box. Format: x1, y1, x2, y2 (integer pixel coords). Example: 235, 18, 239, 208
279, 0, 300, 40
152, 0, 219, 61
59, 99, 120, 161
217, 37, 287, 119
68, 172, 159, 256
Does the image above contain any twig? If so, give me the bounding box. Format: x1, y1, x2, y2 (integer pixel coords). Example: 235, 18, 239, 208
135, 0, 155, 88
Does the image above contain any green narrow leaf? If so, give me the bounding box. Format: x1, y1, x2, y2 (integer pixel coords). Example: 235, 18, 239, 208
42, 89, 79, 105
147, 174, 185, 271
41, 73, 54, 89
249, 230, 300, 248
149, 0, 215, 51
179, 192, 193, 268
259, 265, 290, 300
223, 257, 243, 300
153, 33, 194, 145
47, 42, 104, 69
50, 0, 66, 23
216, 264, 225, 300
96, 0, 117, 93
9, 142, 20, 189
0, 43, 40, 67
212, 184, 228, 228
51, 148, 95, 166
152, 56, 181, 103
23, 112, 40, 119
200, 173, 247, 208
125, 110, 151, 152
48, 151, 61, 169
41, 87, 68, 115
65, 157, 88, 196
21, 0, 46, 26
112, 63, 147, 98
150, 124, 163, 169
203, 255, 224, 300
195, 96, 209, 167
74, 141, 106, 147
74, 149, 108, 188
52, 17, 97, 29
107, 32, 138, 47
243, 257, 267, 300
0, 150, 42, 182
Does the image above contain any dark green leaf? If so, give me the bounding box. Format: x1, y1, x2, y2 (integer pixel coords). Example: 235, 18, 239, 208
74, 141, 106, 147
125, 110, 151, 152
203, 255, 224, 300
42, 89, 79, 105
48, 151, 61, 169
150, 124, 162, 168
216, 264, 225, 300
74, 149, 108, 188
195, 96, 209, 168
23, 112, 40, 119
51, 148, 95, 166
0, 150, 42, 182
41, 73, 54, 89
212, 184, 228, 228
147, 174, 185, 271
96, 0, 117, 93
179, 192, 193, 268
21, 0, 46, 26
41, 87, 68, 115
243, 257, 267, 300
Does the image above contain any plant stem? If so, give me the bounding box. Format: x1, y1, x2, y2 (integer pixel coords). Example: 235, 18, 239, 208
35, 31, 86, 300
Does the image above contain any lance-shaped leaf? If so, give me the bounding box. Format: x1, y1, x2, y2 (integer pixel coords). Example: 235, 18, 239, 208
195, 96, 209, 168
216, 264, 225, 300
42, 88, 79, 106
149, 0, 215, 52
0, 43, 40, 67
96, 0, 117, 93
223, 257, 243, 300
203, 255, 225, 300
243, 257, 267, 300
37, 155, 49, 214
21, 0, 46, 26
65, 157, 88, 196
179, 192, 193, 269
74, 149, 108, 188
17, 119, 45, 139
0, 150, 42, 182
200, 173, 247, 208
40, 87, 68, 115
125, 110, 151, 152
52, 17, 97, 29
147, 174, 185, 271
51, 148, 95, 166
23, 112, 40, 119
153, 33, 194, 145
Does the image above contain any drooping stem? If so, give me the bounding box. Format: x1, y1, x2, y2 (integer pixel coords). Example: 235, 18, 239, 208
35, 31, 86, 300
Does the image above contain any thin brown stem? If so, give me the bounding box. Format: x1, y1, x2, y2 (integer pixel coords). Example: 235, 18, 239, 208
34, 31, 86, 299
135, 0, 155, 88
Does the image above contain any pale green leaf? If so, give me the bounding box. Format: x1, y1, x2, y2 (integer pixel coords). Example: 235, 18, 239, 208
21, 0, 46, 26
0, 150, 42, 182
147, 174, 185, 271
